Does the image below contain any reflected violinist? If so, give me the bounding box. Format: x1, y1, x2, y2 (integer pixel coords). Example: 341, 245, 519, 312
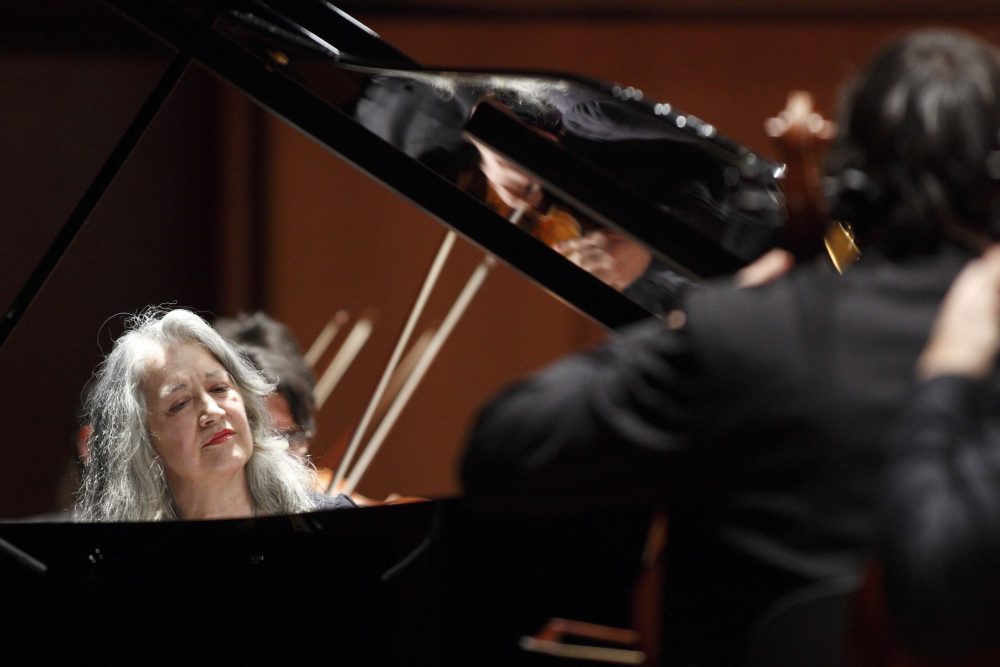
474, 139, 692, 314
352, 70, 780, 315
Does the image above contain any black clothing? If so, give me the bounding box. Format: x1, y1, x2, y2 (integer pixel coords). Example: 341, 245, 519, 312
881, 374, 1000, 659
462, 246, 972, 665
622, 257, 695, 316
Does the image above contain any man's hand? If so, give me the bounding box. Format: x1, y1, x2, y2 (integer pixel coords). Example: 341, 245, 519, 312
918, 245, 1000, 381
734, 248, 795, 288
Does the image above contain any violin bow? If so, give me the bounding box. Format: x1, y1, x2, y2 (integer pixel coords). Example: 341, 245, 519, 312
328, 228, 458, 494
342, 253, 496, 496
314, 312, 375, 411
337, 204, 529, 496
303, 310, 349, 368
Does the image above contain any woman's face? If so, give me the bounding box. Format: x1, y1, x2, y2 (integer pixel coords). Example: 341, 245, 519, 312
142, 342, 254, 491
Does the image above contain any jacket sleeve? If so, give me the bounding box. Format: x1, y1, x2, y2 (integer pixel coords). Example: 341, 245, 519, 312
460, 317, 705, 511
880, 374, 1000, 657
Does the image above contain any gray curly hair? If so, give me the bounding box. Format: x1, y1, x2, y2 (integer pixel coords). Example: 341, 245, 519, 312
74, 308, 317, 521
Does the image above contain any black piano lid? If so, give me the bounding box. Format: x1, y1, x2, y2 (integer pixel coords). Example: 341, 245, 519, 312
100, 0, 785, 329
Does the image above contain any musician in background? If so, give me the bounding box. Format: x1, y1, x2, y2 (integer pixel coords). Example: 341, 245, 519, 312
879, 245, 1000, 660
213, 310, 311, 376
74, 308, 352, 522
215, 312, 428, 505
214, 312, 317, 461
462, 29, 1000, 665
212, 311, 363, 498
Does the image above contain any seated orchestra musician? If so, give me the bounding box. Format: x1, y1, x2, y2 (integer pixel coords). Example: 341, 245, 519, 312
461, 29, 1000, 665
213, 311, 318, 462
877, 245, 1000, 661
231, 344, 315, 460
74, 307, 353, 522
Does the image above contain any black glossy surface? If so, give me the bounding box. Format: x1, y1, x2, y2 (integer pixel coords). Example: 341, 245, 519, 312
105, 0, 785, 326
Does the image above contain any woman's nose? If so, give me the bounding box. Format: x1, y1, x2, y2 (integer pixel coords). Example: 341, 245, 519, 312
199, 395, 225, 424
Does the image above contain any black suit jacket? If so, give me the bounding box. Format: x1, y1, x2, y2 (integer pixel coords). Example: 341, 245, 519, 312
462, 245, 972, 665
881, 373, 1000, 659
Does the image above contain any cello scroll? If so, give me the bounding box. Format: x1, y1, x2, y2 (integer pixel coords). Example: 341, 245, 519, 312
766, 91, 859, 272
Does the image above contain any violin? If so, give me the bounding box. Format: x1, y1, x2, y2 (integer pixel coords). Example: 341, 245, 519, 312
482, 172, 582, 247
314, 463, 427, 507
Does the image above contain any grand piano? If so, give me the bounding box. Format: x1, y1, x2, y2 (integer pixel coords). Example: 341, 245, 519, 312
0, 1, 789, 663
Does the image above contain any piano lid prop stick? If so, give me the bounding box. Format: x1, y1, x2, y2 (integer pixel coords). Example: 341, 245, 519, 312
342, 254, 495, 496
303, 310, 349, 368
329, 230, 458, 494
314, 315, 374, 410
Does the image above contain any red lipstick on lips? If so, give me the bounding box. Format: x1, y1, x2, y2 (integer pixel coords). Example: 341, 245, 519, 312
205, 429, 235, 446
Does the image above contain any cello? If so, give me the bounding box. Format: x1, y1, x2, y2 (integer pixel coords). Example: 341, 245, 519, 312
765, 90, 859, 271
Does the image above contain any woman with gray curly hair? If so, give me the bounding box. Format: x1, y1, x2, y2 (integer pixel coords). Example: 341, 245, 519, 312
75, 307, 352, 521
